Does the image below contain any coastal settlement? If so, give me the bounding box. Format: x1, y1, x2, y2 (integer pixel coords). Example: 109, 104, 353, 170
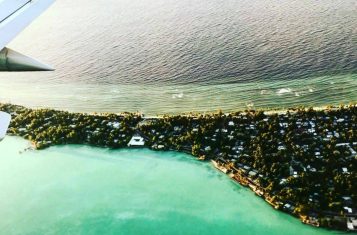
0, 103, 356, 231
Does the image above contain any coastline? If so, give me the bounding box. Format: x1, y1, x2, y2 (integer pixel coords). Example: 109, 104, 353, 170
1, 102, 356, 232
2, 101, 355, 119
210, 159, 323, 228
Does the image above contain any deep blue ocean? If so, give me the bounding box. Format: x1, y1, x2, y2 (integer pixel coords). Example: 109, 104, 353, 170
0, 0, 356, 114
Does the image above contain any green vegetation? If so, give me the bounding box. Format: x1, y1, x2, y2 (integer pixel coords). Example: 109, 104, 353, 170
0, 104, 141, 149
1, 103, 356, 231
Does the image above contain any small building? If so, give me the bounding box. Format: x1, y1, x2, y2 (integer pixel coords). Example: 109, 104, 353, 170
342, 167, 350, 174
112, 122, 121, 129
157, 145, 165, 150
128, 134, 145, 147
337, 118, 345, 123
279, 123, 288, 128
174, 126, 182, 132
342, 196, 353, 206
309, 167, 317, 173
248, 170, 258, 178
280, 178, 287, 185
283, 203, 295, 213
344, 206, 353, 214
107, 121, 120, 129
278, 145, 286, 151
347, 217, 357, 231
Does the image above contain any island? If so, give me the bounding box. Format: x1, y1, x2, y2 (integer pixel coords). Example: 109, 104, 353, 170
0, 102, 356, 231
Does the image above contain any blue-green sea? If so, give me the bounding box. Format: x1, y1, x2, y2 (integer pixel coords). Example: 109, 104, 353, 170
0, 0, 356, 233
0, 137, 348, 235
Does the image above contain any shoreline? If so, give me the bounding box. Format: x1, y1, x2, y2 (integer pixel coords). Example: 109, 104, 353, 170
1, 101, 356, 119
1, 102, 356, 232
210, 160, 324, 229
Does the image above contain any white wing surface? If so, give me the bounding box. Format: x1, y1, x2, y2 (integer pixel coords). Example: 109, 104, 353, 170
0, 111, 11, 141
0, 0, 55, 71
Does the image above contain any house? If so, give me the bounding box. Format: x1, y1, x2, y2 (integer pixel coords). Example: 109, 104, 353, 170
243, 165, 251, 171
107, 122, 120, 129
279, 123, 288, 128
113, 122, 120, 129
309, 167, 317, 172
128, 134, 145, 147
342, 196, 353, 205
336, 143, 349, 147
342, 167, 349, 174
334, 132, 340, 138
306, 214, 320, 227
280, 178, 287, 185
248, 170, 258, 178
157, 145, 165, 150
347, 217, 357, 231
283, 203, 295, 213
315, 152, 322, 159
344, 207, 353, 214
337, 118, 345, 123
174, 126, 182, 132
336, 143, 357, 155
278, 145, 286, 151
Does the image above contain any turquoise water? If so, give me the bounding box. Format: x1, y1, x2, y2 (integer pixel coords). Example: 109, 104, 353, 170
0, 137, 346, 235
0, 0, 356, 114
0, 74, 356, 115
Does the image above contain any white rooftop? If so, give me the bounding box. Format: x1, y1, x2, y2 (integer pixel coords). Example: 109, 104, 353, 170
344, 206, 352, 213
127, 135, 145, 147
0, 111, 11, 141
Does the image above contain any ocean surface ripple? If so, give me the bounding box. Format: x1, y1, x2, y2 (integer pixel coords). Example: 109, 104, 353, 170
0, 0, 356, 114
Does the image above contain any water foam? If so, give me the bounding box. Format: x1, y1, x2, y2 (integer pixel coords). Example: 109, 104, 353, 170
276, 88, 292, 95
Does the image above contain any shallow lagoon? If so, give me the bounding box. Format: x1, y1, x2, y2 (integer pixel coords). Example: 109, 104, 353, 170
0, 137, 347, 235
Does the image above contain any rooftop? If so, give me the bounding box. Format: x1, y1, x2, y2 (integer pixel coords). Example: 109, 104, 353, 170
128, 135, 145, 147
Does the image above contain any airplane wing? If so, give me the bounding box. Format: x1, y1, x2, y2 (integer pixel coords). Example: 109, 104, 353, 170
0, 0, 55, 71
0, 0, 55, 141
0, 111, 11, 141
